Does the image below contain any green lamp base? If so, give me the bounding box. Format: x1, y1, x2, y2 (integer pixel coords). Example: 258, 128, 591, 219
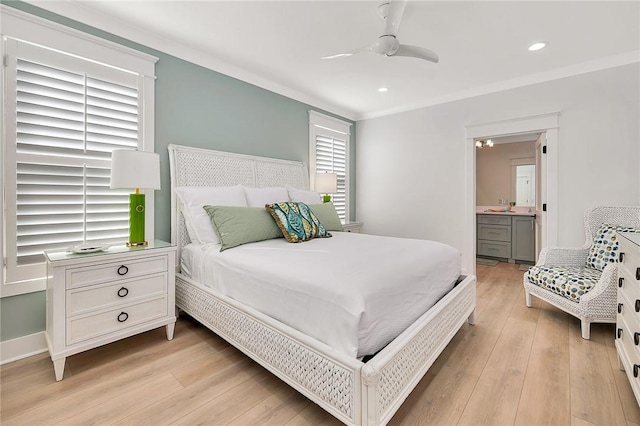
322, 194, 331, 203
128, 193, 147, 246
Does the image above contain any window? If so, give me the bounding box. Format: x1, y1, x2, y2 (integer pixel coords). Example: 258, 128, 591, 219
1, 8, 157, 297
309, 111, 352, 223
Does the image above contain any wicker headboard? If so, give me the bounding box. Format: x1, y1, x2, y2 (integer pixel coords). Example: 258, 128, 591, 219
168, 144, 309, 264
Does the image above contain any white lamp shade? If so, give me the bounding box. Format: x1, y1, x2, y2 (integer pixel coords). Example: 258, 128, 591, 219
110, 150, 161, 190
315, 173, 337, 193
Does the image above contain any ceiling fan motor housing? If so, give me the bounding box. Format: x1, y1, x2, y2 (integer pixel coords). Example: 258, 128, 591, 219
373, 35, 400, 56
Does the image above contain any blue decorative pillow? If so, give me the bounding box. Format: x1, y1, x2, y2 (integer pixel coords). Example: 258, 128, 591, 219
586, 223, 640, 271
265, 201, 331, 243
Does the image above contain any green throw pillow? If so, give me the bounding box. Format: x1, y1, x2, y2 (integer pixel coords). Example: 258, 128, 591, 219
203, 205, 283, 251
308, 203, 343, 231
265, 201, 331, 243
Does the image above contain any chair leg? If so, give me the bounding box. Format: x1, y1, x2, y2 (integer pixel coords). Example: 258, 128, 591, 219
581, 320, 591, 340
525, 290, 532, 307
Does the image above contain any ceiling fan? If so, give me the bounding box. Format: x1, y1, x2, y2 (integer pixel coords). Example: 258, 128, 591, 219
322, 1, 439, 63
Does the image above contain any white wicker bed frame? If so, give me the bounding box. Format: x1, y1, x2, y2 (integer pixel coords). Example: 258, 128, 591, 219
168, 144, 477, 426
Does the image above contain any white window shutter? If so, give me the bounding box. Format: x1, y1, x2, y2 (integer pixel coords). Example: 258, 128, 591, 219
308, 112, 351, 223
5, 40, 142, 287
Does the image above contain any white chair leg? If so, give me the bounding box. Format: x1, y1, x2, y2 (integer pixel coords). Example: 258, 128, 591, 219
525, 290, 532, 307
581, 320, 591, 340
468, 309, 476, 325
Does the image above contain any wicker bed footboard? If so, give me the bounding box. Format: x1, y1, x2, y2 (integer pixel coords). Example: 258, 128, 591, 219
175, 274, 476, 426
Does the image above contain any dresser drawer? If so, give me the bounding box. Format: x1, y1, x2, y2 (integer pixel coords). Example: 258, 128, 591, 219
66, 255, 168, 289
478, 224, 511, 242
477, 215, 512, 226
617, 313, 640, 367
477, 240, 511, 258
620, 239, 640, 282
66, 273, 167, 317
66, 296, 168, 345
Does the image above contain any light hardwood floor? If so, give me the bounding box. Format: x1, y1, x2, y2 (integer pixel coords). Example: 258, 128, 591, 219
2, 262, 639, 425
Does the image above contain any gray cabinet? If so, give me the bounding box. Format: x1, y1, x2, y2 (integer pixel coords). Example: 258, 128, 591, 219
512, 216, 535, 262
477, 214, 535, 263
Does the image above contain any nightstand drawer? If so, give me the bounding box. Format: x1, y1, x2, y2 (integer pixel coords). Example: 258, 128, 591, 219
66, 296, 168, 345
66, 273, 167, 316
66, 255, 168, 289
478, 224, 511, 242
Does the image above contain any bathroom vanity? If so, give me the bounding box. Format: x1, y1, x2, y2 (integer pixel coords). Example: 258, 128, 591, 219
477, 211, 536, 263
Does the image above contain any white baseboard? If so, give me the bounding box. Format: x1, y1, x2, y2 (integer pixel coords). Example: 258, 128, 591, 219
0, 332, 48, 365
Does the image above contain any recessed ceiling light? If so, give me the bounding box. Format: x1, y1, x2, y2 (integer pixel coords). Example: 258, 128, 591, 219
528, 41, 548, 51
378, 87, 388, 92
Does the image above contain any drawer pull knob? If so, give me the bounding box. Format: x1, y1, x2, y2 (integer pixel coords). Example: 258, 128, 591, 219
117, 287, 129, 298
619, 277, 625, 288
636, 267, 640, 281
634, 364, 640, 378
117, 312, 129, 323
636, 300, 640, 313
618, 303, 623, 313
620, 252, 625, 263
635, 332, 640, 346
117, 265, 129, 276
618, 328, 623, 338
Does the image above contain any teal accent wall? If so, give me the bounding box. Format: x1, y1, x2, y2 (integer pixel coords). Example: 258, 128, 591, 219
0, 1, 356, 343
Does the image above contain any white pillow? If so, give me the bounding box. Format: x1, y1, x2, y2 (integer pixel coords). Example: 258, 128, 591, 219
243, 186, 289, 207
175, 185, 247, 244
288, 188, 322, 204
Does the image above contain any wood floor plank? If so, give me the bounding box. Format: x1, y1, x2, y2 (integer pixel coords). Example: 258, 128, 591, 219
52, 373, 184, 425
457, 317, 537, 425
570, 321, 627, 426
113, 358, 261, 426
514, 304, 571, 425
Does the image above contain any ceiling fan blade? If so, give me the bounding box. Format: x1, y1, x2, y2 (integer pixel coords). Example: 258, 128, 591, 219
393, 44, 439, 63
383, 1, 407, 36
321, 46, 370, 59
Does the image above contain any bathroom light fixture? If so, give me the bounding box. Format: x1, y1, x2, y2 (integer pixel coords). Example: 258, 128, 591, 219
378, 87, 388, 92
528, 41, 548, 51
475, 139, 494, 148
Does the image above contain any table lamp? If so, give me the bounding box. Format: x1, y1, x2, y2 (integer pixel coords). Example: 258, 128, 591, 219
315, 173, 337, 203
110, 150, 161, 246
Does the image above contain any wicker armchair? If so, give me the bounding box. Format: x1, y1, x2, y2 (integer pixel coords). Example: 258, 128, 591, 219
524, 206, 640, 339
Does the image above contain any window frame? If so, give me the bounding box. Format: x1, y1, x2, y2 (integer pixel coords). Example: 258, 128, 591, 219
1, 6, 158, 297
308, 111, 352, 223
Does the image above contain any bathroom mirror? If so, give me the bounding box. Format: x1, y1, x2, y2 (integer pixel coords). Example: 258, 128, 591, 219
514, 164, 536, 207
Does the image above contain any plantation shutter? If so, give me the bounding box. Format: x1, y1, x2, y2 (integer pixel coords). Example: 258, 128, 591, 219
315, 134, 347, 221
309, 111, 351, 224
5, 39, 141, 285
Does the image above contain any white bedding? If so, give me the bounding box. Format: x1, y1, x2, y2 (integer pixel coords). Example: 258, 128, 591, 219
181, 232, 461, 358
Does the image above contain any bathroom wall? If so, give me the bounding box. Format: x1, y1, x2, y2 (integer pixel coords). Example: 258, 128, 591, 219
476, 141, 536, 206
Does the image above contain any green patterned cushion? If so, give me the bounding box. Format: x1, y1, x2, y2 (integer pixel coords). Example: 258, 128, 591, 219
526, 265, 601, 303
586, 224, 640, 271
265, 201, 331, 243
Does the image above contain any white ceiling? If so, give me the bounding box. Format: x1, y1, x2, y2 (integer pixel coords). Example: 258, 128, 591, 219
27, 1, 640, 120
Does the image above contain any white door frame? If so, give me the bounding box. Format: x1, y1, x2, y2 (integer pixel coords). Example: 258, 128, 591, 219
463, 113, 559, 275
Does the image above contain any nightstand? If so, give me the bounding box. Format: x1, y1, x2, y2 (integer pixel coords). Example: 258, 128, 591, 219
45, 240, 177, 381
342, 222, 363, 233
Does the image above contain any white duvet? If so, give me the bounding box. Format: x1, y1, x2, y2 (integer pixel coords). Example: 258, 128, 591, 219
181, 232, 461, 358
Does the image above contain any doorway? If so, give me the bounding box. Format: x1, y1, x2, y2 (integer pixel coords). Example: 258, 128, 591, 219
463, 113, 559, 275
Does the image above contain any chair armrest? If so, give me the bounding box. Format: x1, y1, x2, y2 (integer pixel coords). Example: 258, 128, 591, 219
537, 246, 590, 267
579, 263, 618, 312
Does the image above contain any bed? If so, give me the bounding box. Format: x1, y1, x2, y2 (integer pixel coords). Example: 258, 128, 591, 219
169, 144, 476, 426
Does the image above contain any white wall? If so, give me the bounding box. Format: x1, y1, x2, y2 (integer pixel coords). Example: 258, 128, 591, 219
356, 63, 639, 252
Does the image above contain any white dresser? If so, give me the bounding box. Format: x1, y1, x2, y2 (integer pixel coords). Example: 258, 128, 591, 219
45, 240, 177, 381
615, 232, 640, 404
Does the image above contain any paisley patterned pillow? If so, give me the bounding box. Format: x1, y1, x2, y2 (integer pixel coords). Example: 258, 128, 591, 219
586, 223, 640, 271
265, 201, 331, 243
